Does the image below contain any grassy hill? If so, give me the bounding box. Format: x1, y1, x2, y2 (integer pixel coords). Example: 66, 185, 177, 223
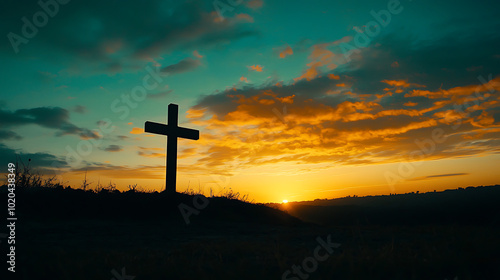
1, 184, 499, 279
4, 185, 303, 226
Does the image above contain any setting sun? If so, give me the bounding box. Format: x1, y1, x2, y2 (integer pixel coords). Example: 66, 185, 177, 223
282, 200, 288, 203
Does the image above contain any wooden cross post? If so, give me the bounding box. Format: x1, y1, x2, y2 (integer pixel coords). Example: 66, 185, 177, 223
144, 104, 199, 193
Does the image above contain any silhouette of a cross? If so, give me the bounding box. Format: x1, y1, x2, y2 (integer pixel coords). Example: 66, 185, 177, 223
144, 104, 199, 193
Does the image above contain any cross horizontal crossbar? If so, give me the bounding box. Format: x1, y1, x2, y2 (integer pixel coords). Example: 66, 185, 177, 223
145, 121, 199, 140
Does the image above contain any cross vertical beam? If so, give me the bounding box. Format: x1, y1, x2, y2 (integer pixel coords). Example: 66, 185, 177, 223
144, 103, 199, 193
166, 104, 178, 194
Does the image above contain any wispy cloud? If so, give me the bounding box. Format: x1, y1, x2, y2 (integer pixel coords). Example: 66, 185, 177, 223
161, 58, 202, 76
0, 0, 258, 72
101, 145, 123, 152
0, 143, 68, 170
408, 173, 470, 181
0, 107, 99, 139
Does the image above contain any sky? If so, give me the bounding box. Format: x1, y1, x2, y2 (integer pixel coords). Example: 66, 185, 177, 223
1, 0, 499, 203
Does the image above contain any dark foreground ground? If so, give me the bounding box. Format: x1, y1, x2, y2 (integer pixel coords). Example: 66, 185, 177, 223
1, 185, 500, 279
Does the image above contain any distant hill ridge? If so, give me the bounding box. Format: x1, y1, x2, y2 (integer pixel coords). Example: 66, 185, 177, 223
268, 185, 500, 226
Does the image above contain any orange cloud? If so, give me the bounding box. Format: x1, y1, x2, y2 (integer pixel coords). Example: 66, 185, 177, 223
236, 13, 254, 23
248, 65, 263, 72
470, 111, 495, 127
188, 94, 446, 173
259, 99, 275, 105
186, 73, 500, 177
69, 165, 166, 181
179, 147, 198, 159
294, 38, 351, 81
279, 46, 293, 58
375, 91, 393, 99
406, 76, 500, 99
339, 119, 438, 142
328, 74, 340, 80
382, 80, 412, 87
246, 0, 263, 9
240, 76, 248, 82
186, 108, 206, 119
294, 62, 321, 81
407, 89, 434, 98
193, 50, 203, 58
137, 147, 165, 158
277, 95, 295, 104
433, 110, 465, 125
404, 101, 418, 107
310, 44, 336, 69
130, 127, 144, 134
